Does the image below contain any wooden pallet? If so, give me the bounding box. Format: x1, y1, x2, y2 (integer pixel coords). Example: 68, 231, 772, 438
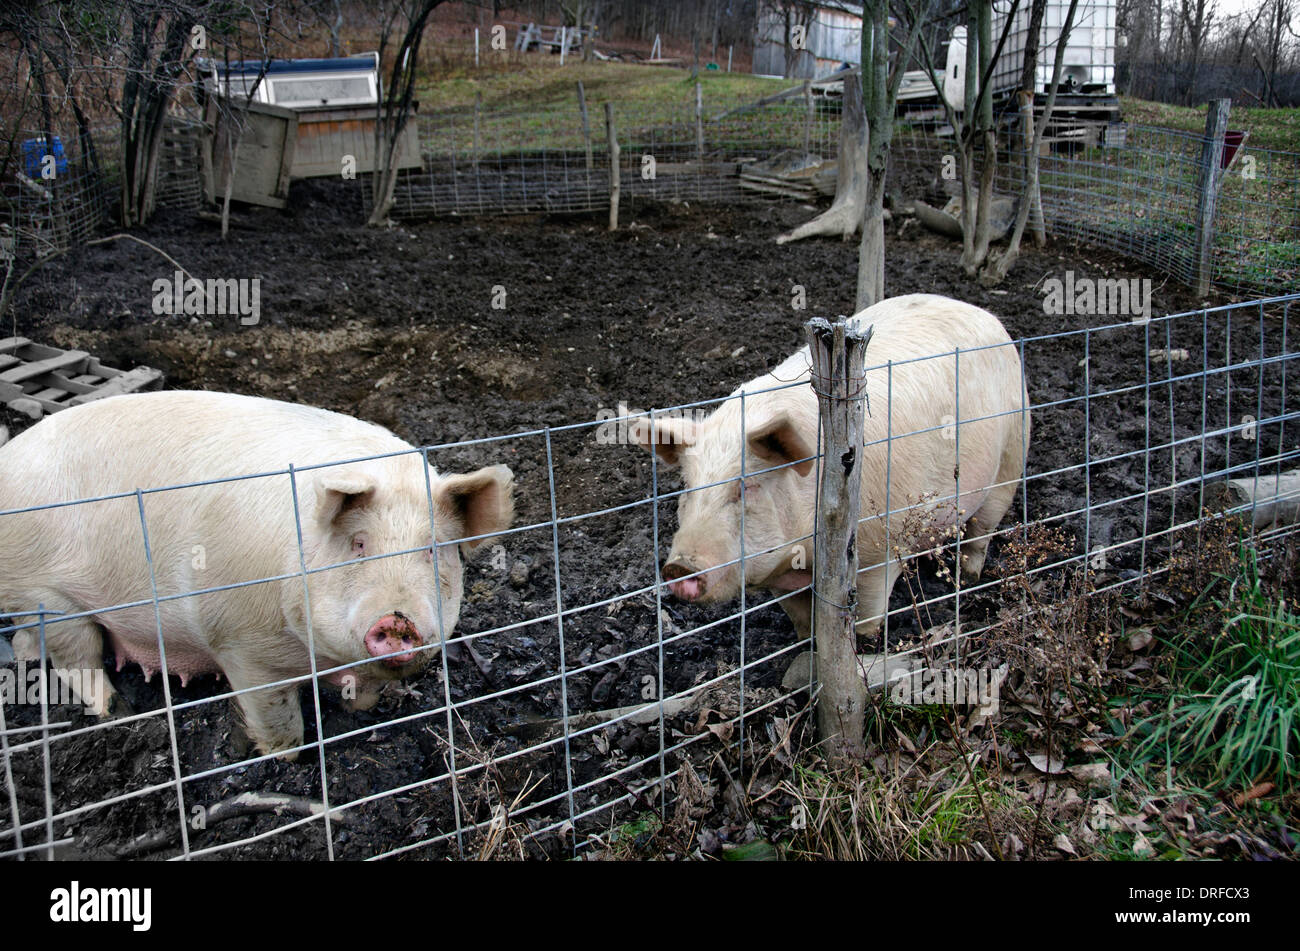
0, 338, 163, 419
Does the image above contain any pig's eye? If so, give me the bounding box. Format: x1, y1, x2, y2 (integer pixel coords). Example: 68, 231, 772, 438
351, 534, 368, 557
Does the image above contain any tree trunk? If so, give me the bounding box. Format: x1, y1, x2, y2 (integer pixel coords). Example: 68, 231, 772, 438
777, 70, 867, 244
982, 0, 1080, 286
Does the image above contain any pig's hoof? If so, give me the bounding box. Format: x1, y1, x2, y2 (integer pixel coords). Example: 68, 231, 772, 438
340, 684, 381, 712
103, 693, 134, 719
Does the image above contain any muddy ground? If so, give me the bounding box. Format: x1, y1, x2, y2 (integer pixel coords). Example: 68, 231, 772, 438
1, 180, 1294, 860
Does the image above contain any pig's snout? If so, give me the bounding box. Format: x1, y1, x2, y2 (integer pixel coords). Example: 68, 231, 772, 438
663, 561, 706, 601
364, 613, 423, 667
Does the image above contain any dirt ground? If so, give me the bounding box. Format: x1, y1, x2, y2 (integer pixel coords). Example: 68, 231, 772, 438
1, 181, 1293, 859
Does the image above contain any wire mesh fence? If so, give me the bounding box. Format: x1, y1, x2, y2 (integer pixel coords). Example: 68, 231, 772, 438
1, 129, 110, 261
889, 118, 1300, 297
365, 92, 843, 217
1, 292, 1296, 860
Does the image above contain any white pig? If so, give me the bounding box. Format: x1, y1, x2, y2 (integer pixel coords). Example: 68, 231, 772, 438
632, 294, 1029, 637
0, 391, 513, 757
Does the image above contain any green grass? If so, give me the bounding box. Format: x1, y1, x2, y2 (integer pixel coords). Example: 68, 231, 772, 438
416, 59, 789, 116
1121, 96, 1300, 154
1126, 544, 1299, 794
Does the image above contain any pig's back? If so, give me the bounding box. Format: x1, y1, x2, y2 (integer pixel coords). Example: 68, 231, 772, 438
747, 294, 1015, 396
0, 390, 414, 507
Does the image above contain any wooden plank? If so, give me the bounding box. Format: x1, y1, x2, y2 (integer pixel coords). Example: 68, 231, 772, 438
65, 366, 163, 406
0, 350, 88, 384
0, 337, 32, 354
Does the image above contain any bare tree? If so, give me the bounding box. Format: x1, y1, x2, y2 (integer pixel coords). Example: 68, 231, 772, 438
780, 0, 815, 78
1178, 0, 1216, 103
1256, 0, 1298, 106
368, 0, 444, 226
1, 1, 282, 228
916, 0, 1021, 276
982, 0, 1081, 286
855, 0, 932, 307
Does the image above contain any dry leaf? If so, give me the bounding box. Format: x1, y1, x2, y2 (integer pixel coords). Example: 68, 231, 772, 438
1132, 831, 1155, 857
1128, 627, 1154, 651
1053, 833, 1077, 856
1028, 753, 1067, 774
1089, 800, 1118, 832
1231, 782, 1275, 808
1068, 762, 1112, 787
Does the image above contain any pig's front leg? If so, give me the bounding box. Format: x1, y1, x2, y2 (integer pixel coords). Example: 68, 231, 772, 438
221, 658, 305, 760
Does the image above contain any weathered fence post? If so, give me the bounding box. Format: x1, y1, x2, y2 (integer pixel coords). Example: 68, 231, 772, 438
807, 316, 872, 763
727, 45, 733, 72
803, 79, 813, 155
605, 102, 619, 231
577, 81, 593, 171
694, 81, 704, 164
1192, 98, 1231, 296
472, 90, 483, 173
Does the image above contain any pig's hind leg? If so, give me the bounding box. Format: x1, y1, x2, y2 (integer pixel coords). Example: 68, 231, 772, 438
220, 658, 305, 760
959, 460, 1024, 584
10, 606, 130, 717
855, 559, 903, 637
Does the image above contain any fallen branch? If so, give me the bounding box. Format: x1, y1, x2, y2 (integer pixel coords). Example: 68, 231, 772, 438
113, 791, 344, 858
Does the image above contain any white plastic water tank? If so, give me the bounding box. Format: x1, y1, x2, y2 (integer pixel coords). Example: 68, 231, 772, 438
943, 26, 967, 113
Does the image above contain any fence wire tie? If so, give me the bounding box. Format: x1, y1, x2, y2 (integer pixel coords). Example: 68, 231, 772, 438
808, 584, 854, 617
809, 372, 871, 416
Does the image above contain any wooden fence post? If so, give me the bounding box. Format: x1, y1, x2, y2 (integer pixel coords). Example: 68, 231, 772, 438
1192, 98, 1231, 296
578, 81, 593, 171
695, 81, 704, 163
605, 102, 619, 231
472, 90, 482, 172
803, 79, 813, 155
807, 316, 871, 764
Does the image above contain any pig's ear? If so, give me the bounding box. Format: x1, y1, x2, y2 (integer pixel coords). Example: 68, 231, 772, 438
629, 416, 697, 468
747, 414, 816, 477
315, 470, 378, 526
435, 464, 515, 554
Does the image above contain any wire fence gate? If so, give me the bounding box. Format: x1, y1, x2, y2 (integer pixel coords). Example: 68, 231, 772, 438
1, 292, 1297, 860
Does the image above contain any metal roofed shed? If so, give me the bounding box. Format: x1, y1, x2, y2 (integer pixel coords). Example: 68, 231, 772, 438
197, 53, 421, 205
204, 53, 382, 109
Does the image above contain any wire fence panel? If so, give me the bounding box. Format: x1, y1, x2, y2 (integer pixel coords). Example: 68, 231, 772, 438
1, 293, 1296, 860
890, 120, 1300, 297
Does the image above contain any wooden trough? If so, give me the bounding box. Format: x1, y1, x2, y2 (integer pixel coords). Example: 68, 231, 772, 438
0, 338, 163, 420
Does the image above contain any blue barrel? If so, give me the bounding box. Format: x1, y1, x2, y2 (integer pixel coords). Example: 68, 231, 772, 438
21, 136, 69, 179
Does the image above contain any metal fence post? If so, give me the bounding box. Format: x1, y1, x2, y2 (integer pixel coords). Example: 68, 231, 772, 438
1193, 98, 1231, 296
806, 317, 871, 763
